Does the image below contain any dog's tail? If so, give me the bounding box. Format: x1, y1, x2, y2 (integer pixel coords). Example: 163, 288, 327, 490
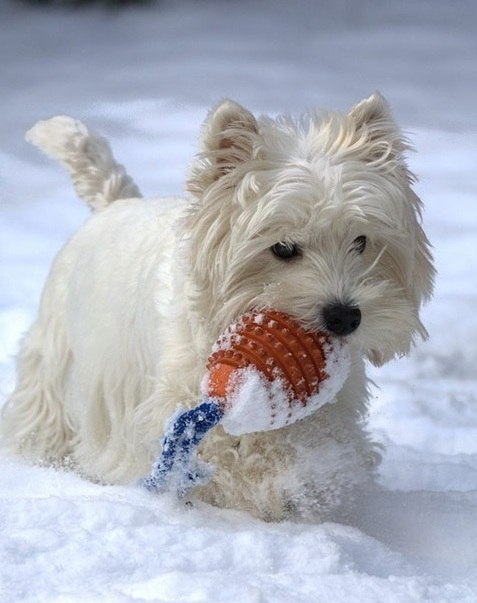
26, 116, 142, 211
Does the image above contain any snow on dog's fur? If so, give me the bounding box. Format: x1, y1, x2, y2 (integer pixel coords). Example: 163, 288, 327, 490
1, 94, 434, 521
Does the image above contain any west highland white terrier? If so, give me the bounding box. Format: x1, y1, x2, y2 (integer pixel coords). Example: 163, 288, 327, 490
1, 94, 434, 521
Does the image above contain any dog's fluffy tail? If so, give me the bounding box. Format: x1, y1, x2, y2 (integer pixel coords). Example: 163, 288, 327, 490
26, 116, 142, 211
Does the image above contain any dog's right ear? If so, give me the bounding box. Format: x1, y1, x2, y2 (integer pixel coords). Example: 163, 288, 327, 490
187, 100, 259, 195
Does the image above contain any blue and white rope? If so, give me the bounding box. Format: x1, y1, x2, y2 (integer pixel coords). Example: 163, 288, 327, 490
142, 398, 224, 496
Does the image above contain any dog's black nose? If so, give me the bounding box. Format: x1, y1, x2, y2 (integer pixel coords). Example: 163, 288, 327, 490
323, 303, 361, 336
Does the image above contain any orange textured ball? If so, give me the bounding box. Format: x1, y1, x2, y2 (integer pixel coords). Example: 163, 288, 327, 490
206, 310, 331, 404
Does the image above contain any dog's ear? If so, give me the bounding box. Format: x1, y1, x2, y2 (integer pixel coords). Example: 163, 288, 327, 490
187, 99, 259, 195
352, 93, 435, 363
348, 92, 409, 160
349, 92, 392, 127
202, 99, 258, 156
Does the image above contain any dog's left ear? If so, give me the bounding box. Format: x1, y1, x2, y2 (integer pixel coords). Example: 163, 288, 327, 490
348, 92, 409, 160
187, 99, 259, 196
352, 94, 436, 364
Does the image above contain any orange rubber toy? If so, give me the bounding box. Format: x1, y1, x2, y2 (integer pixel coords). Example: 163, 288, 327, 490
143, 310, 351, 495
207, 310, 331, 402
203, 309, 350, 434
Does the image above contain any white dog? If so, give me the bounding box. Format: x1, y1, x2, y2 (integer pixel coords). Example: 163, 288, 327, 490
1, 94, 434, 521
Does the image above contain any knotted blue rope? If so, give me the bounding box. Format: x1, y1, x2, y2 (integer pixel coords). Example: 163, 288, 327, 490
142, 398, 224, 496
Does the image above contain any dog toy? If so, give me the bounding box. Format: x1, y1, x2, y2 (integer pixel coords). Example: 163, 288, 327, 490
142, 310, 350, 496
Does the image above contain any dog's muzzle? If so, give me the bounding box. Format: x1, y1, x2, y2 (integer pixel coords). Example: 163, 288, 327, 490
323, 303, 361, 336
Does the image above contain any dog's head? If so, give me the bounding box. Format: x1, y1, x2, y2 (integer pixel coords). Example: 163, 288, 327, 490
184, 93, 435, 365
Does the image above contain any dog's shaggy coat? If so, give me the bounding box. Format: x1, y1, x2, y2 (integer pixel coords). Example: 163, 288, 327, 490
1, 94, 434, 520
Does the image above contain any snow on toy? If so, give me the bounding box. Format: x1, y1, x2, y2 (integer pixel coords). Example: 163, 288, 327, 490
142, 310, 351, 495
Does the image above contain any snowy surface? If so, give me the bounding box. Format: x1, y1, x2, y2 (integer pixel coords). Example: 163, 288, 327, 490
1, 1, 477, 601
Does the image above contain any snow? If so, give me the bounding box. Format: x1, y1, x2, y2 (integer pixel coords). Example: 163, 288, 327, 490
218, 342, 351, 436
1, 0, 477, 601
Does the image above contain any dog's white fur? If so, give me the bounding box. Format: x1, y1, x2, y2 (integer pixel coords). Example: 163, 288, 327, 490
1, 94, 434, 521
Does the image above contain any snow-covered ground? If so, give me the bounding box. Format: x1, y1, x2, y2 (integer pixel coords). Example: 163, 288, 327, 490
1, 1, 477, 601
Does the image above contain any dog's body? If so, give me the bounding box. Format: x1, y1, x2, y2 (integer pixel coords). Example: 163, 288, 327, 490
1, 95, 434, 521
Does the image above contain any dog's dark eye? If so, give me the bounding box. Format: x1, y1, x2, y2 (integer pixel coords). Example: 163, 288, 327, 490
271, 241, 300, 260
352, 236, 367, 255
